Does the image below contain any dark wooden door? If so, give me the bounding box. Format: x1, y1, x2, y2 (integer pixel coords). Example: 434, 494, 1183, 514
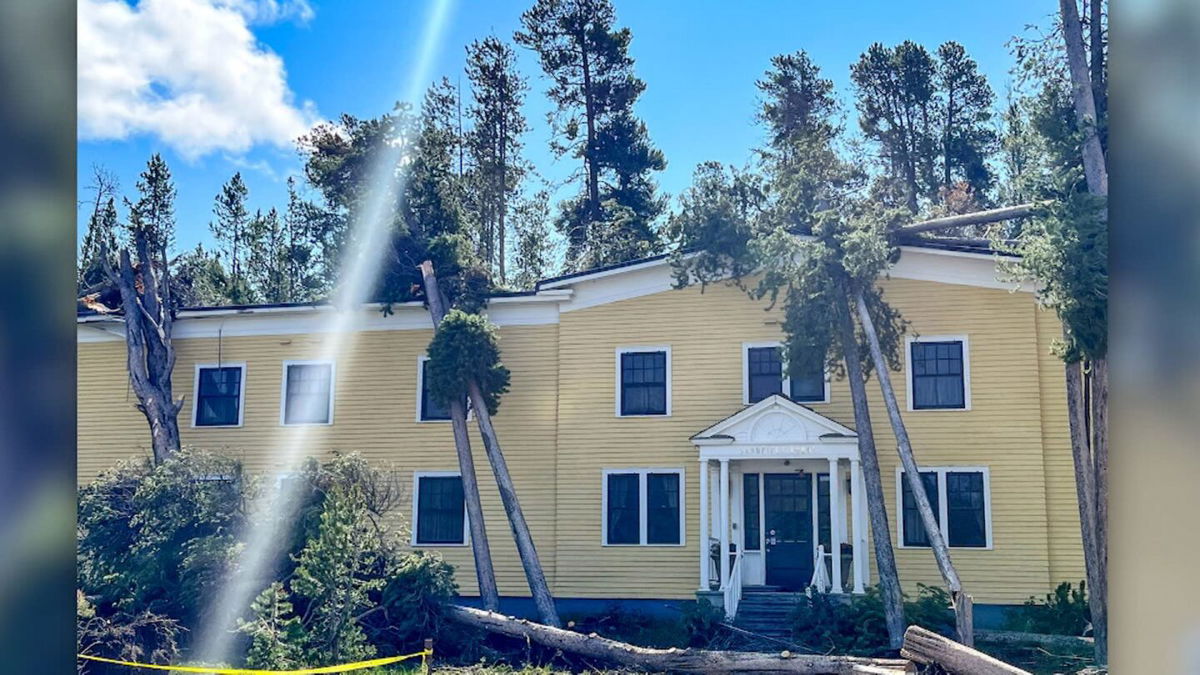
764, 473, 813, 590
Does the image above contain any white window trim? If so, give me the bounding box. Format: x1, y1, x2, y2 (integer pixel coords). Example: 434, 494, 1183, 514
905, 334, 972, 411
280, 360, 336, 427
615, 346, 672, 417
411, 471, 469, 547
416, 355, 473, 423
191, 362, 247, 428
600, 468, 686, 547
895, 465, 993, 550
741, 341, 831, 406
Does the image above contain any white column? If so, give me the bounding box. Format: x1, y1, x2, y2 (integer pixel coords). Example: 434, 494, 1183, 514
699, 458, 709, 591
719, 458, 731, 588
828, 457, 844, 594
851, 458, 867, 594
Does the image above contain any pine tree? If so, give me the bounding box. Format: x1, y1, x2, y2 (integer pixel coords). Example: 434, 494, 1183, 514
851, 41, 939, 213
935, 41, 997, 207
210, 172, 253, 301
171, 244, 231, 308
283, 176, 326, 302
246, 207, 288, 303
508, 190, 557, 289
126, 153, 177, 256
465, 36, 529, 285
516, 0, 666, 268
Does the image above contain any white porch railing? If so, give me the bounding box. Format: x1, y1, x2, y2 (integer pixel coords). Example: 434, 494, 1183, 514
720, 549, 744, 619
808, 544, 831, 594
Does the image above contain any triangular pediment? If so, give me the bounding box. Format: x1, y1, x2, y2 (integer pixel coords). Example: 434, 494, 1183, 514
691, 395, 856, 445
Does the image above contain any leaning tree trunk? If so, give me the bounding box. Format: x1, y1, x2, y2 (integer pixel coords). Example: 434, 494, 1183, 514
853, 290, 972, 646
103, 230, 183, 464
834, 295, 906, 649
1059, 1, 1109, 662
418, 261, 500, 612
465, 377, 561, 627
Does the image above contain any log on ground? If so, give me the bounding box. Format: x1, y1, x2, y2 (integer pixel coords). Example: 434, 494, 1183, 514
447, 605, 913, 674
901, 625, 1029, 675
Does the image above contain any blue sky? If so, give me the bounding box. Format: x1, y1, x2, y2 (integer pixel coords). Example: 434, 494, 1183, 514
77, 0, 1056, 253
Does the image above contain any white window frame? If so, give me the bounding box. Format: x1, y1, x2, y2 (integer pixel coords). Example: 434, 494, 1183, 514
895, 465, 993, 550
280, 360, 336, 426
615, 346, 672, 417
191, 362, 247, 428
741, 341, 831, 406
600, 468, 686, 547
411, 471, 469, 547
905, 334, 972, 411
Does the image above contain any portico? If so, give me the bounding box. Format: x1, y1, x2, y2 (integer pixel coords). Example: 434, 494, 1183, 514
692, 395, 870, 617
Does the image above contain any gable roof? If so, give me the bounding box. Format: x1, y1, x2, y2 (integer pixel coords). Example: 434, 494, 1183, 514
691, 394, 857, 445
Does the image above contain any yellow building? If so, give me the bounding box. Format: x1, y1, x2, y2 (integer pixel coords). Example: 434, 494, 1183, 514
76, 244, 1083, 623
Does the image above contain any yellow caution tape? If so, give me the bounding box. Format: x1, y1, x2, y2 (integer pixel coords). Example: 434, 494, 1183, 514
77, 648, 432, 674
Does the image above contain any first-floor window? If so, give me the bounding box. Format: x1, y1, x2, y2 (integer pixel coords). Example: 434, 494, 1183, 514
604, 469, 683, 545
414, 474, 465, 545
194, 364, 244, 426
282, 362, 333, 425
900, 468, 989, 548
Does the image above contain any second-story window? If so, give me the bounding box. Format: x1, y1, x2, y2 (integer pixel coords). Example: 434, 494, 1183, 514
618, 348, 669, 416
909, 338, 968, 410
419, 357, 450, 421
745, 344, 826, 404
282, 361, 334, 426
194, 364, 245, 427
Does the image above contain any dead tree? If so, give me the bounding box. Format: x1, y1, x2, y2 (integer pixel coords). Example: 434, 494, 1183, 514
418, 261, 500, 611
101, 228, 183, 464
834, 297, 906, 649
421, 261, 560, 627
854, 291, 972, 646
448, 605, 913, 674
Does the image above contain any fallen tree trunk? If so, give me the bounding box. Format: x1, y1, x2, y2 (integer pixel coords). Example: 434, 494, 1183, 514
447, 605, 913, 674
901, 626, 1028, 675
891, 203, 1043, 237
975, 629, 1093, 652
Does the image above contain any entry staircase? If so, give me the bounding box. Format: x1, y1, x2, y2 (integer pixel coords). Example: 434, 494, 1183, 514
730, 587, 806, 640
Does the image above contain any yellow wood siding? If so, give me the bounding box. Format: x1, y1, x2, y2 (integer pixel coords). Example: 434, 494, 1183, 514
77, 266, 1083, 606
78, 324, 559, 597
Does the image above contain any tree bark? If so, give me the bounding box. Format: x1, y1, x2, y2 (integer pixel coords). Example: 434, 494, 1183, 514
447, 605, 914, 674
901, 626, 1029, 675
892, 203, 1041, 237
834, 295, 906, 649
1066, 357, 1106, 663
465, 378, 561, 627
853, 291, 971, 646
104, 229, 183, 464
1058, 0, 1108, 196
418, 262, 501, 612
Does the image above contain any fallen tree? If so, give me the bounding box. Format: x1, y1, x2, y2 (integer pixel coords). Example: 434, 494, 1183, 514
901, 626, 1029, 675
446, 605, 914, 674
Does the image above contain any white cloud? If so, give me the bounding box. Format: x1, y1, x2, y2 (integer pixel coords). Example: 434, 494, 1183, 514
78, 0, 319, 160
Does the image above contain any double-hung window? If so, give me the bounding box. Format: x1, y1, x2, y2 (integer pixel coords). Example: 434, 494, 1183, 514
603, 469, 684, 545
617, 348, 670, 416
898, 467, 990, 548
908, 337, 970, 410
413, 473, 466, 545
193, 363, 245, 427
744, 343, 827, 404
281, 361, 334, 426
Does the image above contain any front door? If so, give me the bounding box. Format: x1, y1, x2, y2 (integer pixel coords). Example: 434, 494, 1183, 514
764, 472, 813, 590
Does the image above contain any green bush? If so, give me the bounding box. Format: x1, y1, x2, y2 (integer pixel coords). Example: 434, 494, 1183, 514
426, 309, 510, 415
789, 585, 954, 656
78, 450, 461, 669
1003, 581, 1090, 636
